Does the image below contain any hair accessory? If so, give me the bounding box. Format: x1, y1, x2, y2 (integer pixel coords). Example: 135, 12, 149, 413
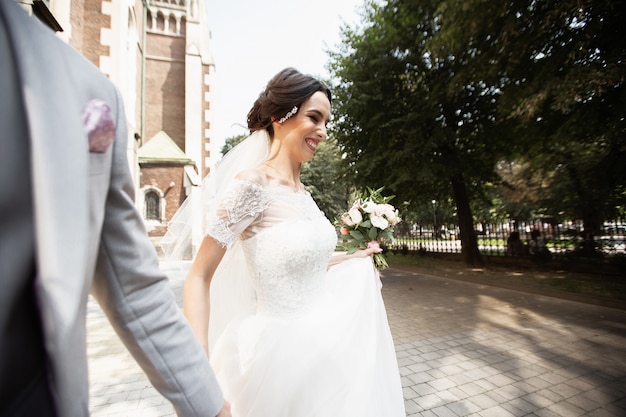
278, 106, 298, 124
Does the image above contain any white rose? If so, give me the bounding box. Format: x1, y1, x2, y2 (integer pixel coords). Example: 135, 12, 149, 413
387, 210, 400, 226
371, 214, 389, 230
341, 213, 355, 226
348, 207, 363, 224
377, 204, 399, 226
361, 200, 378, 213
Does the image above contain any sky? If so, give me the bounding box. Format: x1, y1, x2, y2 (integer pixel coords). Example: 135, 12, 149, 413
204, 0, 365, 155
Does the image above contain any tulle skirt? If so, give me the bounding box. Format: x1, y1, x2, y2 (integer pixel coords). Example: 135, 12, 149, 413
209, 257, 406, 417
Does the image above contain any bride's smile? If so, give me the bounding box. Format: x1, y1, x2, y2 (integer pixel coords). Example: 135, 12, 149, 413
305, 137, 321, 152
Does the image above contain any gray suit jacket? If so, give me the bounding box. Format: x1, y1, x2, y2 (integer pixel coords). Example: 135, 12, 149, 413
0, 2, 222, 416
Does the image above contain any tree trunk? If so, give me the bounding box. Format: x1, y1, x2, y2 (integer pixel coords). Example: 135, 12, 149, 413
565, 159, 601, 257
580, 210, 601, 257
450, 174, 483, 266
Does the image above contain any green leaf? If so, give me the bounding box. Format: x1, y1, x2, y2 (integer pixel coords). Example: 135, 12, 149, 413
350, 230, 364, 240
381, 230, 393, 240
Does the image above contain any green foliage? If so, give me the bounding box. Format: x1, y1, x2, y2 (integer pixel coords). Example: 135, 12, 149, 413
301, 139, 351, 220
429, 0, 626, 239
330, 1, 507, 199
327, 0, 625, 259
220, 134, 247, 157
328, 0, 499, 265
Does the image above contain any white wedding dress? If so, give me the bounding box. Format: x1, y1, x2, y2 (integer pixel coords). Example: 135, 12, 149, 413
204, 170, 405, 417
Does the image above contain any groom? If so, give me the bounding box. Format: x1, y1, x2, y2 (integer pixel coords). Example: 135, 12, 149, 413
0, 2, 229, 416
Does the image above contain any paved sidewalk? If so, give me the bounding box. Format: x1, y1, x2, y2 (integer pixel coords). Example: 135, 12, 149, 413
88, 262, 626, 416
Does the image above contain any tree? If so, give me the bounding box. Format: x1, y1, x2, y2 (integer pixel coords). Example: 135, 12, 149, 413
220, 133, 247, 157
302, 139, 352, 220
329, 0, 625, 261
429, 0, 626, 255
328, 0, 512, 266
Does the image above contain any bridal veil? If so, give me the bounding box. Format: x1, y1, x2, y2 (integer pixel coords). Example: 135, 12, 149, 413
160, 129, 271, 348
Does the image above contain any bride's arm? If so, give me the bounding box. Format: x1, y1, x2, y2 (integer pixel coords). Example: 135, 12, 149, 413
183, 236, 226, 356
326, 245, 382, 269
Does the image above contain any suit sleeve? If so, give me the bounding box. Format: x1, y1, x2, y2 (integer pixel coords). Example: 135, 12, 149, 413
90, 87, 224, 417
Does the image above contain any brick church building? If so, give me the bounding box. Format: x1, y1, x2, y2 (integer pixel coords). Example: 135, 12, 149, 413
22, 0, 215, 253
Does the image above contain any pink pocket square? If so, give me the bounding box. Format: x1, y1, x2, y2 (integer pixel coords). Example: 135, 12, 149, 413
82, 99, 115, 153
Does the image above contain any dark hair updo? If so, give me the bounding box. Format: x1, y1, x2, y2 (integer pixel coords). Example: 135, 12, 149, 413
247, 67, 332, 138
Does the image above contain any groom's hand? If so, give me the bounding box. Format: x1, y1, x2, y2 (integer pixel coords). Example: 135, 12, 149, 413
215, 401, 232, 417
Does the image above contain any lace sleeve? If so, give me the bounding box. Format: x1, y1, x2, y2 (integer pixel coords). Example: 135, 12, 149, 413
206, 179, 269, 248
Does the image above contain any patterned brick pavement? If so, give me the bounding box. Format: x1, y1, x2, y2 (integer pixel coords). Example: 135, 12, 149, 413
88, 262, 626, 416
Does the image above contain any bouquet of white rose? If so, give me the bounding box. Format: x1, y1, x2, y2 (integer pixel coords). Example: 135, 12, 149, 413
337, 187, 401, 270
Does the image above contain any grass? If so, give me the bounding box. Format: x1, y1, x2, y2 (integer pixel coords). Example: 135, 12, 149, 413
385, 252, 626, 309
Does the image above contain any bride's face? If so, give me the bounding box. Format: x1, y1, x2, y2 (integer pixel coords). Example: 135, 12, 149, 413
278, 91, 330, 163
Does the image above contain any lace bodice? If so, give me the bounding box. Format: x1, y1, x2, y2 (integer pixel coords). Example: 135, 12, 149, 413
206, 172, 338, 315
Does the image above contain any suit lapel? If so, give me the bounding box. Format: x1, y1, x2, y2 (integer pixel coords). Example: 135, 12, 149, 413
1, 2, 90, 320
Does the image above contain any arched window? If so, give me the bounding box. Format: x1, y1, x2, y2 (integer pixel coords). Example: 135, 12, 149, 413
145, 191, 160, 220
180, 16, 186, 36
146, 9, 153, 30
168, 14, 177, 34
156, 11, 165, 32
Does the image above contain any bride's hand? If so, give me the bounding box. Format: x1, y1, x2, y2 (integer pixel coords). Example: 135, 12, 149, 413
327, 241, 382, 269
355, 241, 383, 258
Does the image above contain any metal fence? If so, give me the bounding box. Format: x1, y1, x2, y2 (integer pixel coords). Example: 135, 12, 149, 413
390, 219, 626, 258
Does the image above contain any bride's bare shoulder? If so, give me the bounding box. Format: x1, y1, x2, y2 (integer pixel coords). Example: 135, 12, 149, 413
234, 167, 270, 186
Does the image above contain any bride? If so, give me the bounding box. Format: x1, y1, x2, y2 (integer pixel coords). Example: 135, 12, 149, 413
164, 68, 405, 417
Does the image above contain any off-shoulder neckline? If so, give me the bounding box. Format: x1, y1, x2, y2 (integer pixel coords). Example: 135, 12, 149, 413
235, 168, 308, 195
